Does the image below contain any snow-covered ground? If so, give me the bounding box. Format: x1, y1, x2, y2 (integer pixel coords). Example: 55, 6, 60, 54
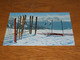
3, 28, 75, 46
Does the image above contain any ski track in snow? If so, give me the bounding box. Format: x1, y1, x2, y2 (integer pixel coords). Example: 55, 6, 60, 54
3, 29, 75, 46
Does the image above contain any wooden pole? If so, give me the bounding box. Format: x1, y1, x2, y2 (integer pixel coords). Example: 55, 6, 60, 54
61, 20, 64, 35
17, 16, 19, 34
32, 16, 33, 27
21, 16, 25, 39
31, 16, 33, 34
23, 15, 26, 25
24, 15, 26, 30
35, 17, 37, 35
24, 15, 26, 26
22, 16, 25, 34
24, 15, 27, 25
16, 16, 19, 40
19, 16, 21, 39
29, 16, 31, 34
14, 18, 17, 42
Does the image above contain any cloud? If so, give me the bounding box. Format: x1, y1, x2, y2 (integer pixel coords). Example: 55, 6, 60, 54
9, 14, 71, 22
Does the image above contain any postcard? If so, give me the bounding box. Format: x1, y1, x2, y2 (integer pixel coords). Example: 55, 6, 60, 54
3, 12, 75, 46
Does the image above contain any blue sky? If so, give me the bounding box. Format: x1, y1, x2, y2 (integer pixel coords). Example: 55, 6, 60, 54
9, 12, 71, 22
10, 12, 70, 16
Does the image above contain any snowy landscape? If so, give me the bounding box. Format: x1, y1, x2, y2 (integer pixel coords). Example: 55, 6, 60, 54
3, 29, 75, 46
3, 12, 75, 46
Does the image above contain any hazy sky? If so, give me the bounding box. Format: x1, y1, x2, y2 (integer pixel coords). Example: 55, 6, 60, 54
9, 12, 71, 22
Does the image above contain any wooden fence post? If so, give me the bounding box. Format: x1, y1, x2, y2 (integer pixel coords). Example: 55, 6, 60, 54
31, 16, 33, 34
21, 15, 25, 39
32, 16, 33, 27
35, 17, 37, 35
29, 16, 31, 34
19, 16, 21, 39
14, 18, 17, 42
